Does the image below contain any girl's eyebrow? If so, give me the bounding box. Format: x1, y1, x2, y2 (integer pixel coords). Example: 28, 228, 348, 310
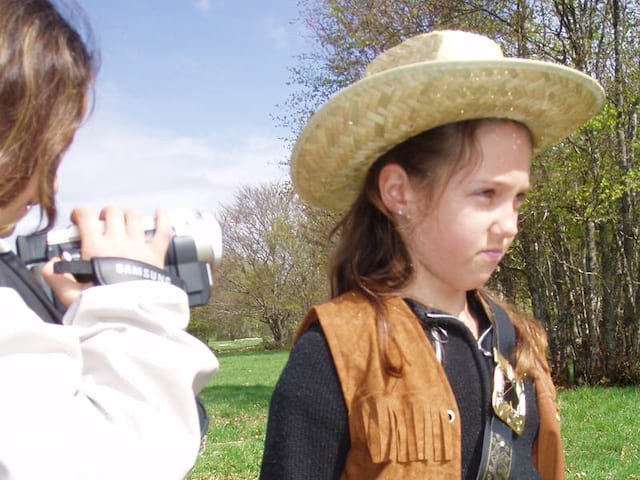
473, 178, 531, 191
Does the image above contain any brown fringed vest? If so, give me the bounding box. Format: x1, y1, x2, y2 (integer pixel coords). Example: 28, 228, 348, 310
297, 291, 565, 480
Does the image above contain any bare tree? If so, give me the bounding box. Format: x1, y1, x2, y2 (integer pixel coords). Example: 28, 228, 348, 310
213, 183, 327, 346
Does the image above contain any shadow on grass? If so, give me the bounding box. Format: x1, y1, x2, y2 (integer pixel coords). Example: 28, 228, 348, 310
214, 348, 289, 358
199, 384, 275, 409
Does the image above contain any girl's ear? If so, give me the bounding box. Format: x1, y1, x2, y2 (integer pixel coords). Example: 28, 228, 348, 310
378, 163, 414, 216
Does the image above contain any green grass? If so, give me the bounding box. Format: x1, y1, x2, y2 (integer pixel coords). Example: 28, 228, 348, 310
188, 350, 288, 480
561, 386, 640, 478
190, 351, 640, 479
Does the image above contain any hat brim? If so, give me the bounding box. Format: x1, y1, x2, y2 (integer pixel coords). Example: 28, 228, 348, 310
291, 58, 605, 211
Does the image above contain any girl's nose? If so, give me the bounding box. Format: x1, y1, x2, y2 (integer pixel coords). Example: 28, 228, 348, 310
491, 207, 519, 238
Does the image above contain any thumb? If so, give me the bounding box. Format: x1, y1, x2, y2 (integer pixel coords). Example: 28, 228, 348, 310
42, 258, 91, 308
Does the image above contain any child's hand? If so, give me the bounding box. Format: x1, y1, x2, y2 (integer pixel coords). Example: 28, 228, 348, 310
42, 207, 172, 307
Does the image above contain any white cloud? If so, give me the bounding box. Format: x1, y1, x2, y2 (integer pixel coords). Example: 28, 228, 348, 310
49, 113, 289, 228
194, 0, 210, 12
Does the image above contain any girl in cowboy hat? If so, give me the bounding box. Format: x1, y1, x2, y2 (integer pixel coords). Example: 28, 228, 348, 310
260, 30, 603, 479
0, 1, 217, 477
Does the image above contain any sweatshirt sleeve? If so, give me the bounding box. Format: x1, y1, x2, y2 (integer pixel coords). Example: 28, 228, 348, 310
0, 281, 218, 480
260, 323, 350, 480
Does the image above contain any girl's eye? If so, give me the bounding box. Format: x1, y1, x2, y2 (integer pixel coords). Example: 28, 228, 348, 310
476, 189, 495, 199
514, 192, 527, 210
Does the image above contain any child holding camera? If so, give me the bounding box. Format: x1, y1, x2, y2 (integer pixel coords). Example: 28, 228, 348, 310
0, 1, 217, 478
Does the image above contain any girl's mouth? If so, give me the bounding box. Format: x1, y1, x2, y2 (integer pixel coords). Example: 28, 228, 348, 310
481, 249, 504, 261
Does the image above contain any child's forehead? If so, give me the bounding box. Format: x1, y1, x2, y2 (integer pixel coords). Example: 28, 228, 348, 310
447, 136, 532, 186
452, 157, 532, 187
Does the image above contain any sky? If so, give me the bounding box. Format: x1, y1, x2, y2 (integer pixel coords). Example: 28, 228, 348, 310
13, 0, 307, 239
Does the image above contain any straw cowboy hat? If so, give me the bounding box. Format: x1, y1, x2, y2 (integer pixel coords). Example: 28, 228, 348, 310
290, 30, 605, 212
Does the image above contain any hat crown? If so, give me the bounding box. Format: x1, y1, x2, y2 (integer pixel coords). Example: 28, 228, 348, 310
365, 30, 505, 77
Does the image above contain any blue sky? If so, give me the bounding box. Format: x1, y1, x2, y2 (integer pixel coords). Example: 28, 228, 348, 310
82, 0, 301, 139
15, 0, 306, 237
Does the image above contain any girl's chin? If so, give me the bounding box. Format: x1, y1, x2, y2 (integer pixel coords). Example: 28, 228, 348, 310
464, 273, 494, 291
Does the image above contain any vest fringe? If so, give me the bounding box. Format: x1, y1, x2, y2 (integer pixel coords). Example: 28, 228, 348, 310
358, 394, 455, 464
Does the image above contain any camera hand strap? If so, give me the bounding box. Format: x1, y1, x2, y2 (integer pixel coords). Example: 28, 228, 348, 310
54, 257, 186, 290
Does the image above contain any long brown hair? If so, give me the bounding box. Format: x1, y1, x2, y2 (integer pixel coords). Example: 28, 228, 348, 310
0, 0, 97, 229
330, 119, 549, 378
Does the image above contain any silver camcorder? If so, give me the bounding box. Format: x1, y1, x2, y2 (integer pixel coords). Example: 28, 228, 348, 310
16, 209, 222, 307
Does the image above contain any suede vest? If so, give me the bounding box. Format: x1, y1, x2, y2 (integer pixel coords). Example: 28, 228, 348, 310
298, 291, 565, 480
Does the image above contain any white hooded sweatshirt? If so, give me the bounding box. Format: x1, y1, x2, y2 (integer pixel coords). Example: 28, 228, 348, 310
0, 277, 218, 479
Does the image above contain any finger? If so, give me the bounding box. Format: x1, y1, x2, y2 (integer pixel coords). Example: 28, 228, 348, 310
71, 207, 101, 237
71, 207, 102, 259
124, 209, 145, 242
149, 210, 172, 267
100, 206, 126, 239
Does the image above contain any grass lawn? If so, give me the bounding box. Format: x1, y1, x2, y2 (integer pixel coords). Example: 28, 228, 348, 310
561, 386, 640, 478
189, 350, 640, 479
188, 350, 288, 480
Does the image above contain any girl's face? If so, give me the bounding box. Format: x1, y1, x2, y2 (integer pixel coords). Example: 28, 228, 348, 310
403, 121, 532, 294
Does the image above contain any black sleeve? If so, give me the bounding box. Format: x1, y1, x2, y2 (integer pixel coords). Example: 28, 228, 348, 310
259, 323, 350, 480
